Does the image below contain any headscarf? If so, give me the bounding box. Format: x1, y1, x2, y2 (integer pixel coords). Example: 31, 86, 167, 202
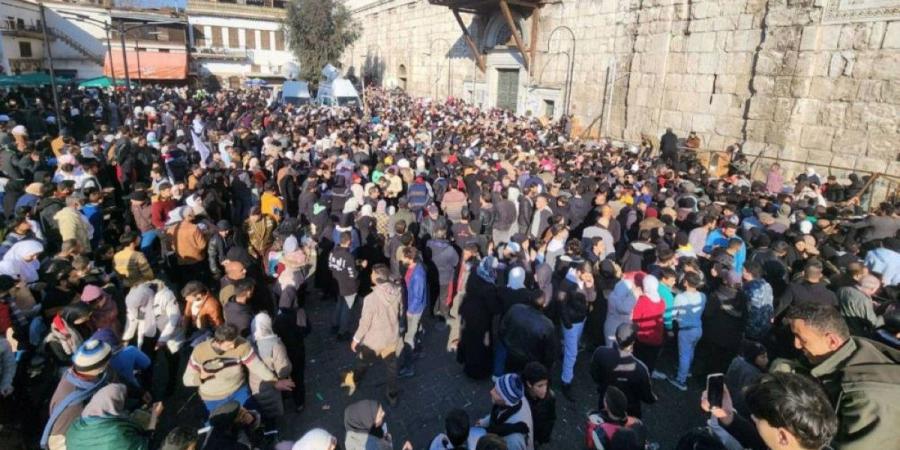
251, 312, 278, 360
642, 274, 661, 302
476, 256, 498, 284
0, 239, 43, 283
507, 266, 525, 289
292, 428, 337, 450
81, 383, 127, 418
344, 399, 381, 434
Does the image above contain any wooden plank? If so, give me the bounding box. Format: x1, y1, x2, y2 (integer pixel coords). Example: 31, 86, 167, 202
453, 8, 486, 72
529, 10, 539, 76
498, 0, 529, 70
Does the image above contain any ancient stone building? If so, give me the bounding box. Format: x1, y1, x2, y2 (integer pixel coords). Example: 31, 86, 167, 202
341, 0, 899, 182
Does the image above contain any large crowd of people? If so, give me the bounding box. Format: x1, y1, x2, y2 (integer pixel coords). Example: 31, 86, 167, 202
0, 82, 898, 450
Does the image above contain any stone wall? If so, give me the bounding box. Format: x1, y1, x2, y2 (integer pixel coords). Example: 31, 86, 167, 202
343, 0, 900, 181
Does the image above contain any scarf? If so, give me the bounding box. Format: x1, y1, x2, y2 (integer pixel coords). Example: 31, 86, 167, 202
487, 401, 529, 438
41, 370, 109, 448
0, 239, 43, 283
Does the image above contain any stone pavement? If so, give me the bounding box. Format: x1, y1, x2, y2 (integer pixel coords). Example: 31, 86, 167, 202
157, 289, 710, 449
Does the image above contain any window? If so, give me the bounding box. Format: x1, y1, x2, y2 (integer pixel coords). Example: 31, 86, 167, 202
19, 41, 32, 58
228, 27, 238, 48
244, 29, 255, 49
251, 64, 261, 73
274, 30, 284, 51
544, 99, 555, 118
193, 25, 205, 47
260, 31, 270, 50
211, 26, 223, 47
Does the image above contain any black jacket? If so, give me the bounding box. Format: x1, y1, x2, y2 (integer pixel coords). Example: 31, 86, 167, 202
329, 246, 359, 296
590, 344, 657, 418
500, 303, 558, 371
526, 390, 557, 445
493, 199, 517, 231
555, 277, 596, 328
208, 233, 234, 279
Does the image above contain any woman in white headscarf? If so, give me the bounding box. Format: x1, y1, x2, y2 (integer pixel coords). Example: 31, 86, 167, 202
632, 274, 666, 374
249, 312, 293, 425
0, 239, 43, 285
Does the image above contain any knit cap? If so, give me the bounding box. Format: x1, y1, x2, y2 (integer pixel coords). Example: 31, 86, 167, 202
494, 373, 524, 406
73, 339, 112, 373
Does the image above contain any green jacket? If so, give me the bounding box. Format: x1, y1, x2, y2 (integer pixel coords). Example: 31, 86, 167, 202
811, 337, 900, 450
65, 416, 148, 450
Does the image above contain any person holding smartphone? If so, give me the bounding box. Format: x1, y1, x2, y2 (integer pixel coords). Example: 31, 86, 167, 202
700, 372, 837, 450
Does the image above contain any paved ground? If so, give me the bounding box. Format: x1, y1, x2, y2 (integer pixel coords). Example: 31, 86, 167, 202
155, 288, 710, 449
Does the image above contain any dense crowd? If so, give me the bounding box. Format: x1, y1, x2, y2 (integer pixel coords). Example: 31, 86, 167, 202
0, 82, 898, 450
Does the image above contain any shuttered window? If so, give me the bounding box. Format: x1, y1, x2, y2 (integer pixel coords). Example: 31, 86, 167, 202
210, 26, 222, 47
244, 29, 255, 49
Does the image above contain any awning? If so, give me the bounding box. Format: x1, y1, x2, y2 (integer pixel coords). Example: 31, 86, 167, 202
78, 76, 133, 88
0, 72, 73, 87
103, 51, 188, 80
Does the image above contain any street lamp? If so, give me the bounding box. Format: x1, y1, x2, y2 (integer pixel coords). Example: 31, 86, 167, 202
545, 26, 575, 116
427, 38, 451, 99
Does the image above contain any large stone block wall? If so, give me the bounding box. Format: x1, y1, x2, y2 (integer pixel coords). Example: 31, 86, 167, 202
344, 0, 900, 178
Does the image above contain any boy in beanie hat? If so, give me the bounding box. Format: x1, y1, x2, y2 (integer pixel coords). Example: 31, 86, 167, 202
477, 373, 534, 450
43, 339, 112, 449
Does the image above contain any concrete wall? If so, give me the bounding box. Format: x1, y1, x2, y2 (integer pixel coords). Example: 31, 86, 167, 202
344, 0, 900, 178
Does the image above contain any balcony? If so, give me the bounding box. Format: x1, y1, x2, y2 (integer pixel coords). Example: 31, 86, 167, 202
192, 47, 253, 61
0, 22, 45, 39
186, 0, 287, 18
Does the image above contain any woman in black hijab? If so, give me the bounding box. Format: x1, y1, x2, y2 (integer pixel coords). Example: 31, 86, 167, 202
343, 399, 393, 450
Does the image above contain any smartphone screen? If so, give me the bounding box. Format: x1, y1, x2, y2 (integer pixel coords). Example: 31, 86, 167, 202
707, 373, 725, 408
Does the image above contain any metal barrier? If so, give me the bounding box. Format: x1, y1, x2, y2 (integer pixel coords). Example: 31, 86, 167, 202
598, 138, 899, 209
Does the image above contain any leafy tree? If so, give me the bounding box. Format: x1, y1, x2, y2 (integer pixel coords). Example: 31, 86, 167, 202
283, 0, 359, 83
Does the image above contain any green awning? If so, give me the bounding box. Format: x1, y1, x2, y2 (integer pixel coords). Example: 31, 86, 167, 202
0, 72, 72, 87
77, 76, 130, 88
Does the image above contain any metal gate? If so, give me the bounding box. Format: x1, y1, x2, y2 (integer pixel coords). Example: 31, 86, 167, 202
496, 68, 519, 112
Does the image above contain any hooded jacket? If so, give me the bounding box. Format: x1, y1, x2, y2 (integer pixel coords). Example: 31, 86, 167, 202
426, 238, 460, 286
805, 337, 900, 450
500, 303, 558, 370
354, 282, 403, 352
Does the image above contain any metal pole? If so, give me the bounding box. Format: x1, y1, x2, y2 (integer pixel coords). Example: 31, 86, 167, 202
119, 24, 134, 120
105, 23, 116, 86
605, 58, 615, 138
547, 26, 576, 116
38, 3, 63, 131
134, 35, 142, 85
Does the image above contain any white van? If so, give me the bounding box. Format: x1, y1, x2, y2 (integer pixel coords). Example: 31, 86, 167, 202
279, 80, 312, 106
316, 78, 360, 107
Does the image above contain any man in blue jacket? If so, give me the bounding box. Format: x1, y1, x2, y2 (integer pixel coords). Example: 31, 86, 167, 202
704, 220, 746, 273
400, 246, 427, 377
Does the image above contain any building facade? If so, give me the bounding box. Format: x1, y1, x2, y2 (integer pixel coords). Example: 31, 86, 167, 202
187, 0, 295, 87
341, 0, 900, 181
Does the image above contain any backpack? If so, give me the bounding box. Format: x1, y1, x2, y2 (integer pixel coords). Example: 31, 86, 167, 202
585, 412, 640, 450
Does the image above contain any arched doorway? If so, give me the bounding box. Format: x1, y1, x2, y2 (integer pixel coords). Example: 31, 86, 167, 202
398, 64, 408, 91
481, 11, 528, 113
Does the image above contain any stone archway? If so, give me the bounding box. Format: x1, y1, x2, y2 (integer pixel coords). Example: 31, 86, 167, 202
480, 11, 529, 114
